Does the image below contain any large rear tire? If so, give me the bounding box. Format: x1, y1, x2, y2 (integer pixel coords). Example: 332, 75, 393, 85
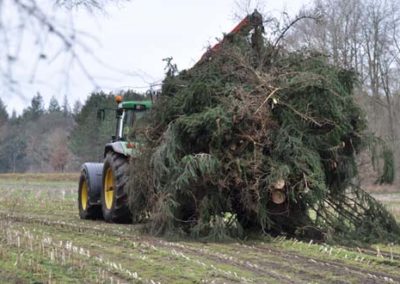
101, 152, 131, 223
78, 163, 103, 219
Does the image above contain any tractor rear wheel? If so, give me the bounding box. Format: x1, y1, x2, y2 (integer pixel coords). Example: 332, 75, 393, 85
101, 152, 131, 223
78, 163, 103, 219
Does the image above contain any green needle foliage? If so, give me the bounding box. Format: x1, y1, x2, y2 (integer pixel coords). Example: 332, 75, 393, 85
127, 18, 398, 243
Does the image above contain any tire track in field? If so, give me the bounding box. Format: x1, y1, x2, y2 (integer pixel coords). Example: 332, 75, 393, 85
343, 246, 400, 262
154, 240, 308, 284
0, 212, 256, 283
0, 212, 297, 283
1, 226, 138, 283
2, 211, 399, 283
240, 243, 400, 283
152, 240, 389, 284
0, 212, 314, 283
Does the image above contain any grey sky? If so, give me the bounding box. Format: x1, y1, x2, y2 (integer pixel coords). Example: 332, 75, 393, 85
1, 0, 310, 114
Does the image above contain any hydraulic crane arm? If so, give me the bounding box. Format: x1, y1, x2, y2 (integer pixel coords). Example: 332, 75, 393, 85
197, 10, 263, 65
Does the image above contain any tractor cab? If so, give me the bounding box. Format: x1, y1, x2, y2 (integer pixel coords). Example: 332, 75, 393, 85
100, 96, 152, 159
113, 96, 152, 142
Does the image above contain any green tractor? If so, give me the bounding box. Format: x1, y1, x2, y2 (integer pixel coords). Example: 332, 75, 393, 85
78, 96, 152, 223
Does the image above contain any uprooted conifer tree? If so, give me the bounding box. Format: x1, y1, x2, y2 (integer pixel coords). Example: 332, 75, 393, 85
127, 11, 399, 243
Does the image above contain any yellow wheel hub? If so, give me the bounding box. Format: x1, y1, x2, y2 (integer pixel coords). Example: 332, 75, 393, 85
81, 180, 88, 210
104, 167, 114, 210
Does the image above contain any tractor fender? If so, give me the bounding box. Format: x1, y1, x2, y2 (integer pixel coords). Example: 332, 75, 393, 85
81, 162, 103, 205
104, 142, 129, 158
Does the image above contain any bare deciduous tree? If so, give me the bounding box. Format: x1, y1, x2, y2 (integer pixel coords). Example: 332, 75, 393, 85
287, 0, 400, 143
0, 0, 119, 100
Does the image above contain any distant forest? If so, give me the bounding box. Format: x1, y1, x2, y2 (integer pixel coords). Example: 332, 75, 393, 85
0, 90, 150, 173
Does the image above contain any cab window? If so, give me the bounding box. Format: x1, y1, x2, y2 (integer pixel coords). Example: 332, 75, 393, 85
122, 106, 148, 140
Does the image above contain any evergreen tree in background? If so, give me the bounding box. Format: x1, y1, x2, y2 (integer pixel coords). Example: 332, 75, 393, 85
48, 96, 61, 113
0, 135, 27, 173
23, 93, 45, 120
0, 93, 75, 173
0, 98, 8, 126
10, 110, 17, 121
62, 95, 71, 117
0, 119, 28, 173
70, 92, 116, 163
72, 100, 82, 117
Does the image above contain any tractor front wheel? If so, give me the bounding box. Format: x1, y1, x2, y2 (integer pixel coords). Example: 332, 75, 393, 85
78, 163, 103, 220
101, 152, 131, 223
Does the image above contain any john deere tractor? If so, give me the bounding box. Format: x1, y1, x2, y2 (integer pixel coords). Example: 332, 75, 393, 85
78, 96, 152, 223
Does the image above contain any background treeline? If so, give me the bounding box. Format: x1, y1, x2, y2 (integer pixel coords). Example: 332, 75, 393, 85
0, 90, 149, 173
286, 0, 400, 141
1, 0, 400, 180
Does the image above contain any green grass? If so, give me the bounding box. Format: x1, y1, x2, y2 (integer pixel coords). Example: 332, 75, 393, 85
0, 173, 79, 182
1, 174, 400, 283
372, 192, 400, 221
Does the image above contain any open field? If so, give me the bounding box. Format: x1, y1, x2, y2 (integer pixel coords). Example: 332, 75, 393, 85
1, 174, 400, 283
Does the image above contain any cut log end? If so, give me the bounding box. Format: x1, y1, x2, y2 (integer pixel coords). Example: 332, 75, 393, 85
271, 189, 286, 204
272, 179, 285, 190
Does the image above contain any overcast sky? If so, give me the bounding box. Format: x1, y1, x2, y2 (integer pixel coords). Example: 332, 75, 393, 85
1, 0, 310, 114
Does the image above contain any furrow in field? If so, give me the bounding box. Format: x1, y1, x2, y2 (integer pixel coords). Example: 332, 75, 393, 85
0, 212, 345, 283
241, 243, 400, 283
3, 210, 399, 283
1, 218, 260, 283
